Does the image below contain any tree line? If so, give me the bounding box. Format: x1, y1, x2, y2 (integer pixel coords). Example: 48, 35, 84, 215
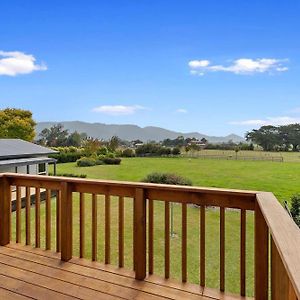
246, 124, 300, 151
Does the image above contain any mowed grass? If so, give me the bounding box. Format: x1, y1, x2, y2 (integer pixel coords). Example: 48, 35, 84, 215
56, 157, 300, 202
11, 157, 300, 297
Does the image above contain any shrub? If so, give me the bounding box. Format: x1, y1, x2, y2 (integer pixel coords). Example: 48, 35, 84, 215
172, 147, 181, 155
103, 157, 122, 165
290, 194, 300, 227
142, 172, 192, 186
135, 143, 172, 157
49, 172, 87, 178
49, 152, 84, 163
97, 146, 108, 155
106, 152, 116, 158
121, 148, 135, 157
76, 157, 96, 167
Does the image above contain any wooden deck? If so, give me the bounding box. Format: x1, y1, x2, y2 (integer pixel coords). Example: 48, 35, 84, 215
0, 243, 248, 300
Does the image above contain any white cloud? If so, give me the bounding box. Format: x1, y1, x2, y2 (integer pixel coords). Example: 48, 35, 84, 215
92, 105, 146, 116
189, 58, 288, 76
230, 116, 300, 126
175, 108, 188, 113
188, 60, 210, 68
0, 51, 47, 76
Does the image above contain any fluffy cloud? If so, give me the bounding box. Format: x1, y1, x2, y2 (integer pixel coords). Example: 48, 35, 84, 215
175, 108, 188, 113
0, 51, 47, 76
230, 116, 300, 126
189, 58, 288, 75
92, 105, 146, 116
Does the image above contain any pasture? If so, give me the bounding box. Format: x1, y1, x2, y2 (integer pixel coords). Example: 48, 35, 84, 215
56, 156, 300, 203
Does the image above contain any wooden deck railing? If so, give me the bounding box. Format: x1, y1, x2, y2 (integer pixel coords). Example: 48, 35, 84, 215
0, 173, 299, 299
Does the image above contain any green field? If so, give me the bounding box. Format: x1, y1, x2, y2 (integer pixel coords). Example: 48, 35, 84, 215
12, 156, 300, 297
56, 157, 300, 202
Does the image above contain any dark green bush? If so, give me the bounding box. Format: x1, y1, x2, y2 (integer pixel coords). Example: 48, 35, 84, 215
121, 148, 135, 157
135, 143, 172, 157
290, 194, 300, 227
49, 152, 84, 163
49, 172, 87, 178
142, 172, 192, 186
103, 157, 122, 165
172, 147, 181, 155
76, 157, 96, 167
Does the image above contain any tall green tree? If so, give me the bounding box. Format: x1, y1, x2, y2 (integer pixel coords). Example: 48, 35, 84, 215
279, 124, 300, 151
246, 125, 280, 151
0, 108, 36, 141
38, 124, 69, 147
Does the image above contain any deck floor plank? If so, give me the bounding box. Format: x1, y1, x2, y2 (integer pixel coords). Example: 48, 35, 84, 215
0, 244, 250, 300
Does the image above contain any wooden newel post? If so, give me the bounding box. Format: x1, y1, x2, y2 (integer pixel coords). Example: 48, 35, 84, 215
0, 177, 11, 246
134, 188, 147, 280
255, 202, 269, 300
61, 182, 73, 261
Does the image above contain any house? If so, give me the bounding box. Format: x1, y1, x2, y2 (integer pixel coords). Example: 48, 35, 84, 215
0, 139, 58, 175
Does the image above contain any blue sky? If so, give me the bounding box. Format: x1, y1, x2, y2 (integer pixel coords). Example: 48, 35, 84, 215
1, 1, 300, 136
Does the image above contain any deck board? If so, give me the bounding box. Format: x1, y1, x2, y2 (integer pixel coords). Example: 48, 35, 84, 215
0, 244, 250, 300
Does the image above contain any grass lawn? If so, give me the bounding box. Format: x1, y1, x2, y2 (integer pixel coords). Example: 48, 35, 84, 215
11, 157, 300, 297
56, 157, 300, 202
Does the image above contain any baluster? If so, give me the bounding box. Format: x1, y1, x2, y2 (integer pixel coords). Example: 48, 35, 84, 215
80, 193, 85, 258
134, 188, 146, 280
118, 196, 124, 267
148, 199, 154, 274
92, 194, 97, 261
182, 203, 187, 282
240, 209, 246, 296
35, 187, 40, 247
46, 189, 51, 250
16, 186, 21, 243
56, 190, 61, 252
25, 186, 31, 245
200, 205, 206, 286
255, 202, 269, 299
165, 201, 170, 279
220, 207, 225, 292
61, 182, 72, 261
105, 193, 110, 264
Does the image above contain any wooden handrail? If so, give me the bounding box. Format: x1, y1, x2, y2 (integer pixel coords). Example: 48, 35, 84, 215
256, 192, 300, 299
1, 173, 300, 299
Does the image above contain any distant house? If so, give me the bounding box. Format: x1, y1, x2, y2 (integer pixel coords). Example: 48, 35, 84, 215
0, 139, 58, 175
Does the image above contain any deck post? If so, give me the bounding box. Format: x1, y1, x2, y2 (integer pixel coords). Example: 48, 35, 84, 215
0, 176, 11, 246
134, 188, 147, 280
61, 182, 73, 261
255, 201, 269, 300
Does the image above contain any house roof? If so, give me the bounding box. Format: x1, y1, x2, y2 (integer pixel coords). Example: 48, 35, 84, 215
0, 157, 56, 168
0, 139, 57, 160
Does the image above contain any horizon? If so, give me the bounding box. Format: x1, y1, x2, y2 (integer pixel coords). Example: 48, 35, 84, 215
1, 1, 300, 136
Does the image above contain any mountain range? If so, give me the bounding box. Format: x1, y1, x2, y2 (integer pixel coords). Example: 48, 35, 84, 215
36, 121, 245, 143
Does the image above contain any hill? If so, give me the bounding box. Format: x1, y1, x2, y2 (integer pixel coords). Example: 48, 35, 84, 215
36, 121, 244, 143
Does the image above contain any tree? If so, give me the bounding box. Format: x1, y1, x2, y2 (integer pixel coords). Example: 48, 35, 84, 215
246, 125, 280, 151
66, 131, 82, 147
0, 108, 36, 141
108, 136, 120, 152
279, 124, 300, 151
38, 124, 69, 147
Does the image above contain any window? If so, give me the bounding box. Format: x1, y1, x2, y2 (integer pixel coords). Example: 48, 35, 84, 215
38, 163, 46, 175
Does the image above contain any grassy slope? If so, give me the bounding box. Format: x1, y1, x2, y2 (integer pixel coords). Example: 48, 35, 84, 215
11, 157, 299, 297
